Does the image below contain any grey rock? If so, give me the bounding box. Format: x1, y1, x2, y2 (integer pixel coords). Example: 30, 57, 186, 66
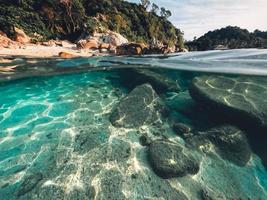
200, 188, 226, 200
118, 68, 180, 94
173, 123, 192, 137
187, 125, 251, 167
148, 140, 199, 178
110, 84, 164, 128
189, 75, 267, 128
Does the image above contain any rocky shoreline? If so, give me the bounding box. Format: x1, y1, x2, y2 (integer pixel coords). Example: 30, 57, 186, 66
0, 27, 188, 60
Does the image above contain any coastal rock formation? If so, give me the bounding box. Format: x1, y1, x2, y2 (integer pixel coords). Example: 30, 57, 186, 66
118, 68, 180, 94
105, 31, 129, 47
116, 43, 147, 55
187, 125, 251, 167
14, 27, 30, 43
77, 39, 99, 50
77, 31, 128, 51
110, 84, 163, 128
0, 32, 21, 49
189, 75, 267, 128
148, 139, 199, 178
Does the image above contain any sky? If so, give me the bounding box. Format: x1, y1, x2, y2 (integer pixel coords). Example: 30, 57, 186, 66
128, 0, 267, 40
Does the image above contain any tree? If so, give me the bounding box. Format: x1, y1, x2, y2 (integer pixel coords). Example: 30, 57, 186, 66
151, 3, 159, 13
160, 7, 171, 18
140, 0, 150, 10
165, 10, 172, 18
160, 7, 166, 17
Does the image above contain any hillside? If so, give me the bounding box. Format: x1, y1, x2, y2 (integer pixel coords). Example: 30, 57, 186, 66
186, 26, 267, 51
0, 0, 184, 48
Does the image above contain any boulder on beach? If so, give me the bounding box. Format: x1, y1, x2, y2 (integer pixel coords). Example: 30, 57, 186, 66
189, 75, 267, 128
77, 31, 128, 51
187, 125, 252, 167
110, 84, 164, 128
105, 31, 128, 47
77, 39, 99, 50
149, 139, 199, 179
116, 43, 147, 55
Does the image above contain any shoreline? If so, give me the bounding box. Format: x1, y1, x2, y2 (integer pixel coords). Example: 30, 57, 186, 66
0, 44, 112, 59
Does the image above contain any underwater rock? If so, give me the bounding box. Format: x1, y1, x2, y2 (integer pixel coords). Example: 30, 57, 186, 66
173, 123, 192, 138
139, 133, 152, 146
148, 139, 199, 178
74, 128, 109, 154
189, 75, 267, 128
187, 125, 251, 167
34, 184, 65, 200
200, 188, 226, 200
108, 139, 132, 162
118, 68, 180, 94
17, 172, 43, 197
110, 84, 164, 128
97, 169, 126, 200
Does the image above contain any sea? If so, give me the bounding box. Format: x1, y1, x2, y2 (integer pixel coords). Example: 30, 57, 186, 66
0, 49, 267, 200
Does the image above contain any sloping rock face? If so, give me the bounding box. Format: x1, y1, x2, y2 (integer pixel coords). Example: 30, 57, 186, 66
77, 31, 128, 50
14, 27, 30, 43
189, 76, 267, 128
118, 69, 180, 94
187, 125, 252, 167
110, 84, 163, 128
148, 140, 200, 178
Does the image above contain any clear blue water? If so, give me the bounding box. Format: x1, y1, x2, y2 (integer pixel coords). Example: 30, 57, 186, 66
0, 50, 267, 200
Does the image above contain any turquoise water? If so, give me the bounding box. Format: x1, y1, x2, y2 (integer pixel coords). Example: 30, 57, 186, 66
0, 50, 267, 199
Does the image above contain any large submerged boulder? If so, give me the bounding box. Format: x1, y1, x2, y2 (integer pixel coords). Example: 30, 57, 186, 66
187, 125, 252, 167
110, 84, 164, 128
189, 76, 267, 128
148, 139, 200, 178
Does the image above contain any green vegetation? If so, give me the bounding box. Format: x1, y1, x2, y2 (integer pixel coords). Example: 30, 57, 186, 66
0, 0, 183, 48
186, 26, 267, 51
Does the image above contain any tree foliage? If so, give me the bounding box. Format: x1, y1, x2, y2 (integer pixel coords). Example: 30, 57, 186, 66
186, 26, 267, 51
0, 0, 184, 48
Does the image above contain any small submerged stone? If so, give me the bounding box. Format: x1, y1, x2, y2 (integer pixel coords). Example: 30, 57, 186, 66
187, 125, 251, 167
173, 123, 193, 138
110, 84, 164, 128
148, 139, 199, 179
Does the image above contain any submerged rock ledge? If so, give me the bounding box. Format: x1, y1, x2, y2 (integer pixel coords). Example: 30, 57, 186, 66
189, 75, 267, 128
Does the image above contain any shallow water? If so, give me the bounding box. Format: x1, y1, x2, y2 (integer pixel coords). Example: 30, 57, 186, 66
0, 50, 267, 200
